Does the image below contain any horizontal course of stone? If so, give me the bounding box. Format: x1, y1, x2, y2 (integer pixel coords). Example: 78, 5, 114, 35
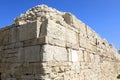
0, 4, 120, 80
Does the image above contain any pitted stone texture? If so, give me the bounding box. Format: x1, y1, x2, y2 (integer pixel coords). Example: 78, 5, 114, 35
18, 46, 41, 62
47, 19, 66, 43
19, 21, 41, 41
9, 26, 18, 43
0, 29, 9, 45
42, 44, 68, 61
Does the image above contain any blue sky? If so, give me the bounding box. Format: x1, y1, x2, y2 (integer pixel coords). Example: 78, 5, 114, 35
0, 0, 120, 49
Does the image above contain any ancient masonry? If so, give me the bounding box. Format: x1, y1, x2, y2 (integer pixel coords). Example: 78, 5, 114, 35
0, 5, 120, 80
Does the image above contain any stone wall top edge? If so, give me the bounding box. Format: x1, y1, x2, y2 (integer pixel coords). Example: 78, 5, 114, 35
85, 25, 118, 51
0, 4, 118, 52
0, 24, 15, 32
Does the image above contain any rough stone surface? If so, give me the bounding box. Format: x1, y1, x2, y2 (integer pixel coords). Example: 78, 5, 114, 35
0, 4, 120, 80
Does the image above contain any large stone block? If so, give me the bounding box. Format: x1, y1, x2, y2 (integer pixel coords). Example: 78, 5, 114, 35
73, 16, 86, 32
47, 36, 65, 47
62, 13, 73, 25
63, 12, 86, 32
94, 55, 101, 63
46, 19, 66, 46
19, 22, 36, 41
42, 44, 68, 61
84, 51, 91, 62
87, 43, 97, 52
79, 32, 87, 48
24, 46, 41, 62
18, 46, 41, 62
67, 48, 79, 62
66, 28, 79, 49
19, 21, 41, 41
9, 27, 18, 43
18, 48, 25, 62
2, 49, 18, 63
79, 23, 86, 34
0, 30, 9, 45
78, 49, 84, 62
86, 26, 97, 46
46, 19, 79, 49
39, 20, 47, 38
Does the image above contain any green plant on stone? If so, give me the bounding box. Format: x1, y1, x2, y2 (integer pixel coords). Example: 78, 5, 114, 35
117, 74, 120, 79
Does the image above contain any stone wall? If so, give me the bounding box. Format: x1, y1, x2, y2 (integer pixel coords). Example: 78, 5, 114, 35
0, 4, 120, 80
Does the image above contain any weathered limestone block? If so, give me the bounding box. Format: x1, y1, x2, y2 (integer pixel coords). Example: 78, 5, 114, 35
31, 63, 44, 74
86, 27, 98, 52
63, 12, 86, 33
42, 44, 68, 61
0, 29, 9, 45
86, 26, 97, 45
24, 46, 41, 62
72, 16, 86, 32
46, 19, 66, 47
66, 28, 79, 49
18, 63, 44, 75
63, 13, 73, 25
18, 46, 41, 62
84, 51, 91, 62
87, 43, 97, 52
90, 53, 95, 62
9, 26, 18, 43
67, 49, 79, 62
1, 49, 18, 63
39, 19, 47, 38
79, 23, 86, 34
19, 21, 41, 41
47, 36, 65, 47
78, 49, 84, 62
96, 34, 104, 49
78, 24, 87, 48
79, 32, 87, 48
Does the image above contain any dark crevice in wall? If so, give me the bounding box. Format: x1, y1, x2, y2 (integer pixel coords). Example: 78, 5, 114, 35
0, 73, 1, 80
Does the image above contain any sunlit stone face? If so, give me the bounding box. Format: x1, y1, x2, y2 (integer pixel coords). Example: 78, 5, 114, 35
71, 50, 78, 62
